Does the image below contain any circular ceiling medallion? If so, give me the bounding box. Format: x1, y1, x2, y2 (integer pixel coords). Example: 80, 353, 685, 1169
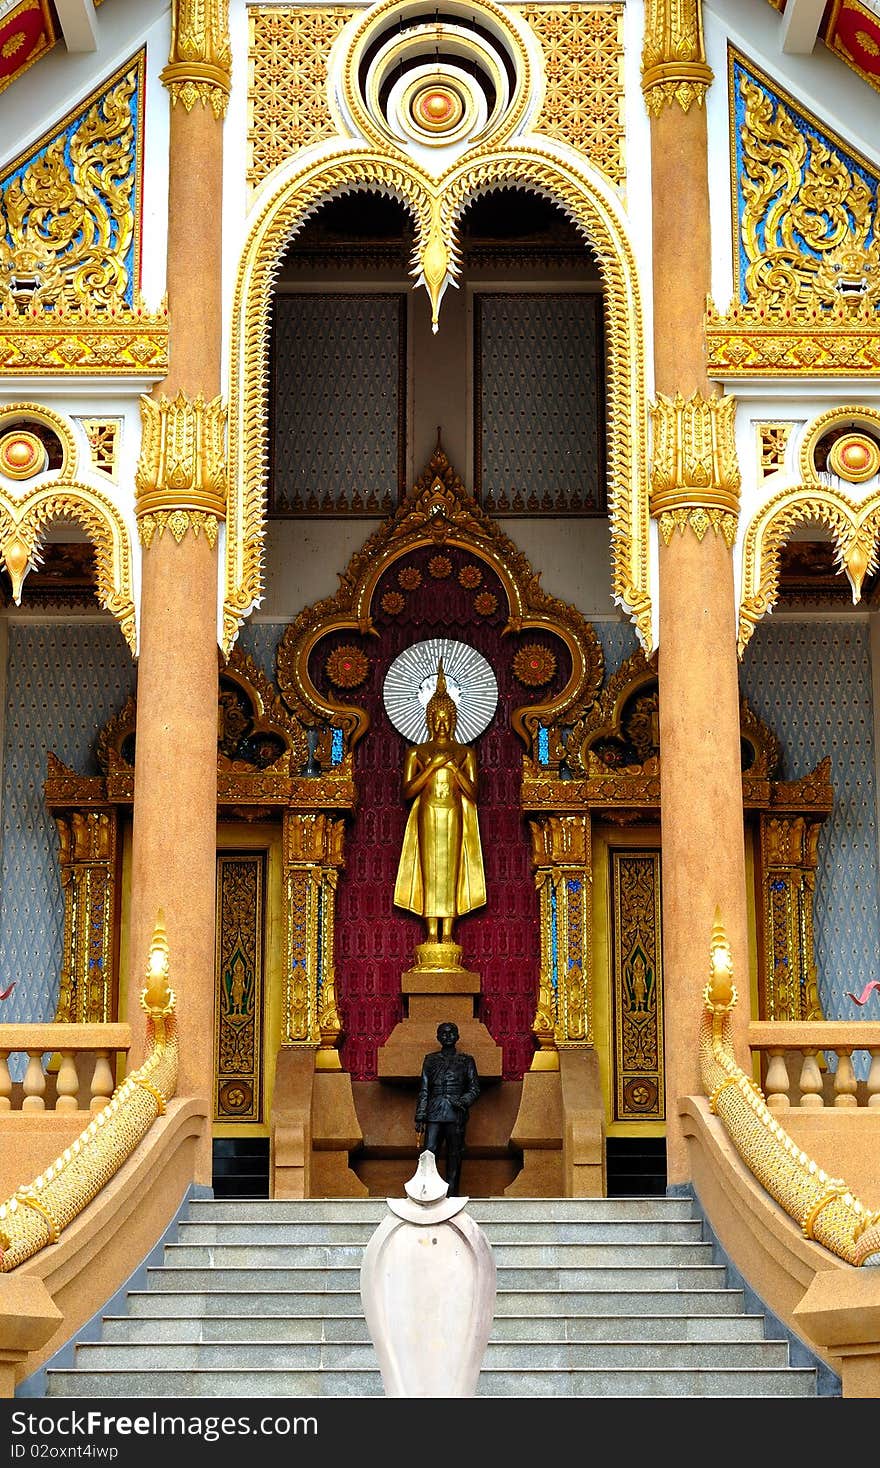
827, 432, 880, 483
383, 637, 498, 743
0, 429, 47, 480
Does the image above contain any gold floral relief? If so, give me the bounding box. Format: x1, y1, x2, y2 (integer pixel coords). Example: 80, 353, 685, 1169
247, 7, 354, 190
518, 5, 625, 187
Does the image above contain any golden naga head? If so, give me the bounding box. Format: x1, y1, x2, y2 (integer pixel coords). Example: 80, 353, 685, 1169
704, 907, 738, 1014
140, 909, 176, 1018
425, 658, 458, 737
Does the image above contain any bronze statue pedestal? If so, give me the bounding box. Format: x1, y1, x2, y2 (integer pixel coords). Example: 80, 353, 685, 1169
376, 944, 503, 1080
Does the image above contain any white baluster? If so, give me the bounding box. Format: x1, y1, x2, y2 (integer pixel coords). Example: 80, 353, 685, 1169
0, 1051, 11, 1111
798, 1050, 825, 1108
54, 1050, 79, 1113
764, 1049, 790, 1110
22, 1050, 46, 1111
867, 1048, 880, 1108
833, 1048, 858, 1108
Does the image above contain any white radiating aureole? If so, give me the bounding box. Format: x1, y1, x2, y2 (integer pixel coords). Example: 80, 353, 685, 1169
383, 638, 498, 744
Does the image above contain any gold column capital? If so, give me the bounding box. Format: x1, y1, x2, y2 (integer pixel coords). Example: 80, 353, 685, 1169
649, 390, 740, 544
136, 390, 227, 545
160, 0, 232, 118
641, 0, 713, 115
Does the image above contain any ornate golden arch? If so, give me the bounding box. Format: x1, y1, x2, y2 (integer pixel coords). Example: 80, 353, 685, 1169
225, 145, 650, 655
0, 480, 136, 652
738, 482, 880, 656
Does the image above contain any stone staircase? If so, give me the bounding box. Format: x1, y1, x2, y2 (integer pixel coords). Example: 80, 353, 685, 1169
42, 1195, 826, 1398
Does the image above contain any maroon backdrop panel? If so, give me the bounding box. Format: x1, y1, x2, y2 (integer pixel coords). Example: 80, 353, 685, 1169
312, 546, 570, 1080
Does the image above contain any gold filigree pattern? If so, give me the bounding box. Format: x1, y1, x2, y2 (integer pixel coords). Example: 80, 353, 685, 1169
215, 854, 263, 1122
735, 62, 880, 313
529, 816, 592, 1056
161, 0, 232, 117
612, 850, 664, 1121
709, 54, 880, 376
641, 0, 713, 114
79, 419, 120, 480
738, 485, 880, 655
52, 811, 117, 1025
0, 52, 143, 316
0, 298, 168, 377
702, 915, 880, 1268
0, 914, 178, 1272
518, 4, 625, 187
137, 509, 220, 549
757, 422, 793, 481
247, 7, 353, 190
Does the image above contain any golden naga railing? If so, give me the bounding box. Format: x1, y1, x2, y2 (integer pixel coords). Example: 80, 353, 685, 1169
0, 913, 178, 1273
702, 913, 880, 1268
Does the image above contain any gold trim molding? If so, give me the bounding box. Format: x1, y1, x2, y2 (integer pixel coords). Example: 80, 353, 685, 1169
641, 0, 713, 114
228, 146, 651, 653
160, 0, 232, 117
738, 482, 880, 655
649, 391, 741, 533
0, 299, 169, 377
705, 297, 880, 378
135, 390, 227, 525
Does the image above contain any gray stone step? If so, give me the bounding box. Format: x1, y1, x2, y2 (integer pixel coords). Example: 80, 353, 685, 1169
42, 1195, 820, 1400
143, 1263, 730, 1291
64, 1337, 796, 1371
185, 1197, 697, 1223
175, 1218, 706, 1245
44, 1365, 819, 1399
161, 1239, 715, 1268
121, 1285, 752, 1318
99, 1310, 770, 1344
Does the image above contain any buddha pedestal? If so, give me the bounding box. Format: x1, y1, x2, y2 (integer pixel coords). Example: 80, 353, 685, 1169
376, 940, 503, 1079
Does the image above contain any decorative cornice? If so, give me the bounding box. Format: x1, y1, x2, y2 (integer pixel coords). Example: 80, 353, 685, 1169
641, 0, 713, 114
160, 0, 232, 118
0, 299, 168, 377
705, 297, 880, 378
135, 391, 227, 528
649, 391, 740, 532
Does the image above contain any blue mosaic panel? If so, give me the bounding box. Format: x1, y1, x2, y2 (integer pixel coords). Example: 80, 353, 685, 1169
740, 620, 880, 1025
0, 623, 137, 1024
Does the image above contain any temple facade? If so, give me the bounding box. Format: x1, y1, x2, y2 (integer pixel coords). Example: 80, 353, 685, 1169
2, 0, 880, 1397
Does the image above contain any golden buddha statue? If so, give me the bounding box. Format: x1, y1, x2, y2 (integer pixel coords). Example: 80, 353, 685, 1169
393, 659, 487, 947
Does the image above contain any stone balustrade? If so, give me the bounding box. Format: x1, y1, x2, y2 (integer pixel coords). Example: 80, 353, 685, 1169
749, 1022, 880, 1110
0, 1024, 132, 1114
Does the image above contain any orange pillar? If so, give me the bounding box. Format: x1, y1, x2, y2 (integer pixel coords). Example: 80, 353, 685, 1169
642, 0, 750, 1184
128, 2, 232, 1184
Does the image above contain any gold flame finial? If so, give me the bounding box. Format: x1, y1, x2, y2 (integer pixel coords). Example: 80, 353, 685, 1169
141, 908, 175, 1018
705, 907, 737, 1013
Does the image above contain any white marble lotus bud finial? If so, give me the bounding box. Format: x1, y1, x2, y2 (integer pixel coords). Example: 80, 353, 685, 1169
405, 1149, 448, 1205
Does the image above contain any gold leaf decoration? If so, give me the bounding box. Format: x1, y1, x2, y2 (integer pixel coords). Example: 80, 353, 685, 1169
325, 644, 369, 689
513, 643, 557, 688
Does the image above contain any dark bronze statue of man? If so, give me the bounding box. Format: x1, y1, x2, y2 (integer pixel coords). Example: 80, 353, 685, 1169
415, 1020, 480, 1196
